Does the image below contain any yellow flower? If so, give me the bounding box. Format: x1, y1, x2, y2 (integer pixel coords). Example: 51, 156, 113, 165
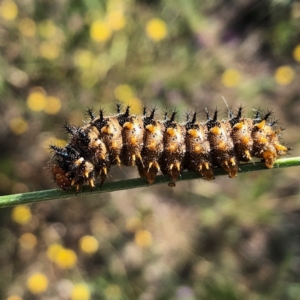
274, 65, 295, 85
47, 243, 77, 269
104, 285, 121, 299
106, 10, 126, 31
71, 284, 91, 300
27, 273, 48, 294
9, 117, 28, 135
293, 45, 300, 62
90, 20, 112, 42
0, 0, 18, 21
55, 248, 77, 269
7, 296, 22, 300
18, 18, 36, 37
42, 138, 66, 153
114, 84, 134, 101
146, 18, 168, 41
19, 233, 37, 250
126, 217, 142, 232
47, 243, 64, 261
114, 85, 142, 114
38, 20, 57, 39
79, 235, 99, 254
127, 97, 142, 114
27, 88, 47, 111
11, 205, 32, 225
44, 96, 62, 114
73, 50, 94, 69
107, 0, 125, 12
134, 230, 152, 248
39, 41, 60, 60
221, 69, 241, 87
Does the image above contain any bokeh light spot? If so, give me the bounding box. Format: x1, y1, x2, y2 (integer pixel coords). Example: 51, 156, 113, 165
0, 0, 18, 21
126, 97, 142, 114
27, 88, 47, 111
27, 273, 48, 294
19, 233, 37, 250
44, 96, 62, 114
18, 18, 36, 37
38, 20, 57, 39
47, 243, 64, 262
221, 69, 241, 88
274, 65, 295, 85
134, 229, 153, 248
7, 296, 22, 300
39, 41, 60, 60
146, 18, 168, 41
9, 117, 28, 135
71, 284, 90, 300
104, 284, 121, 299
55, 248, 77, 269
293, 45, 300, 62
126, 217, 142, 232
79, 235, 99, 254
11, 205, 32, 225
114, 84, 134, 101
90, 20, 112, 42
74, 50, 94, 69
106, 10, 126, 31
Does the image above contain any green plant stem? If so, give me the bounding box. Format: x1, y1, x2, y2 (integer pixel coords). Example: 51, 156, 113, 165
0, 157, 299, 208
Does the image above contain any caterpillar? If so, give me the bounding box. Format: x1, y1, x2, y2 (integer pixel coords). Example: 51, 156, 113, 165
49, 104, 290, 192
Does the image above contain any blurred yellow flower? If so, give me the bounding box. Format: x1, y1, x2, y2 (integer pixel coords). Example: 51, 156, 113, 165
38, 20, 57, 39
44, 96, 62, 115
71, 284, 90, 300
11, 205, 32, 225
126, 97, 142, 114
27, 273, 48, 294
106, 10, 126, 31
107, 0, 125, 12
79, 235, 99, 254
47, 243, 77, 269
90, 20, 112, 42
27, 88, 47, 111
55, 248, 77, 269
274, 65, 295, 85
134, 229, 152, 248
126, 217, 142, 232
42, 138, 66, 152
19, 233, 37, 250
146, 18, 168, 41
293, 45, 300, 62
47, 243, 64, 261
74, 50, 94, 69
7, 296, 22, 300
18, 18, 36, 37
0, 0, 18, 21
9, 117, 28, 135
114, 85, 142, 113
104, 285, 121, 299
221, 69, 241, 87
39, 41, 60, 60
114, 84, 134, 101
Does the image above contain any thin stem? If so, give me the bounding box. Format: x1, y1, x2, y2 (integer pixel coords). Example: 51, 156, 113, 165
0, 157, 299, 208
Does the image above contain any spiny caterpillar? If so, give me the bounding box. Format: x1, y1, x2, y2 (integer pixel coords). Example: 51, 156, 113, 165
49, 104, 290, 192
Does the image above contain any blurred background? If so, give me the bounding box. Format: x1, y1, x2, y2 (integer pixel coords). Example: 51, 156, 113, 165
1, 0, 300, 299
